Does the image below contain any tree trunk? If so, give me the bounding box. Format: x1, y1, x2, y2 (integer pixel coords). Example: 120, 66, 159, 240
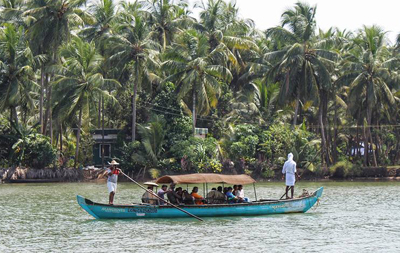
102, 95, 105, 169
74, 108, 83, 168
12, 106, 19, 126
333, 97, 338, 163
132, 67, 139, 142
192, 89, 196, 136
39, 66, 45, 133
49, 107, 53, 145
43, 75, 51, 135
293, 90, 300, 126
367, 109, 377, 167
98, 96, 101, 128
363, 119, 368, 167
59, 124, 63, 152
319, 105, 327, 167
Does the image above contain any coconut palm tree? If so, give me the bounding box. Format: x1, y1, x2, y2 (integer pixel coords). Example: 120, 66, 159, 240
52, 36, 119, 167
0, 23, 42, 125
145, 0, 193, 51
337, 25, 398, 166
163, 30, 232, 135
23, 0, 94, 134
107, 7, 160, 141
79, 0, 116, 44
265, 2, 338, 165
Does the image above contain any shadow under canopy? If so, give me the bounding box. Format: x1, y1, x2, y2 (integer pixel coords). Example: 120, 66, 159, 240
155, 173, 256, 185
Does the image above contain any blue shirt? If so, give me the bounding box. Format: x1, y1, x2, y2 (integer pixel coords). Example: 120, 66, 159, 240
226, 192, 236, 203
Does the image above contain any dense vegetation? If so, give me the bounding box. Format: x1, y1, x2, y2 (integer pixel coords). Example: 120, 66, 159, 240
1, 0, 400, 178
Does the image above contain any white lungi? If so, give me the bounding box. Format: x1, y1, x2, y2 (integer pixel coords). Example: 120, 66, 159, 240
285, 173, 295, 186
107, 181, 117, 193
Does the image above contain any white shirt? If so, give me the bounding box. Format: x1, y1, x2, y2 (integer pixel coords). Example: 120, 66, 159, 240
237, 189, 245, 198
282, 160, 297, 174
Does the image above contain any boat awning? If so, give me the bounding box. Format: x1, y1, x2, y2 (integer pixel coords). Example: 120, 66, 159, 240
155, 173, 256, 185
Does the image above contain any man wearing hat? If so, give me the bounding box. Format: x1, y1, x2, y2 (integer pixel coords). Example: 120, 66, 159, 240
106, 160, 121, 205
141, 182, 159, 205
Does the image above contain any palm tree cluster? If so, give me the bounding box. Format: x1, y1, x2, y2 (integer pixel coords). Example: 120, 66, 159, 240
1, 0, 400, 172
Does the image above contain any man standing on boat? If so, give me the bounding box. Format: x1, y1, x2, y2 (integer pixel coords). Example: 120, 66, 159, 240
282, 153, 299, 199
106, 160, 121, 205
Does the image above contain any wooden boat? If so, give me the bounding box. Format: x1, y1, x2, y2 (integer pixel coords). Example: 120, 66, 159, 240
77, 173, 323, 219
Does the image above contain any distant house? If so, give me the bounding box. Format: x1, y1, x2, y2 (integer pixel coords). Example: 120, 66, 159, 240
92, 129, 124, 166
195, 127, 208, 138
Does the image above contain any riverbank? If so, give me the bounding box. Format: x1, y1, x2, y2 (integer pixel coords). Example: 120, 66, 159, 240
1, 166, 400, 183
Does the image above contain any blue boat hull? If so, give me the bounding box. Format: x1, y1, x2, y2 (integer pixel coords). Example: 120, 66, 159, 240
77, 187, 323, 219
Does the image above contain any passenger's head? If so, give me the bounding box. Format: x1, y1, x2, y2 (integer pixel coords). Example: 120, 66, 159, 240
238, 185, 243, 190
227, 187, 233, 192
147, 186, 153, 190
233, 185, 238, 190
217, 186, 222, 192
170, 183, 176, 190
162, 185, 167, 190
192, 186, 198, 193
176, 187, 182, 193
223, 187, 228, 193
211, 188, 216, 191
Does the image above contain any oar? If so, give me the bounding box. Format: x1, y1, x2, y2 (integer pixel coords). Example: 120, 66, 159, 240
279, 186, 293, 200
120, 171, 204, 222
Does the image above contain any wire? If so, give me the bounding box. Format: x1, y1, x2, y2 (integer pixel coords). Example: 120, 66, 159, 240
142, 102, 400, 129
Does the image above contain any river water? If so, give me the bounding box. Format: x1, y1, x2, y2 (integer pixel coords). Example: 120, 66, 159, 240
0, 181, 399, 252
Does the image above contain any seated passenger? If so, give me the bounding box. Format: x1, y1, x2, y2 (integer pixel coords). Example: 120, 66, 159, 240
225, 187, 239, 204
191, 186, 205, 205
237, 185, 250, 202
176, 187, 183, 200
167, 183, 182, 204
182, 190, 195, 204
141, 185, 158, 205
207, 187, 226, 204
157, 185, 169, 205
232, 185, 238, 196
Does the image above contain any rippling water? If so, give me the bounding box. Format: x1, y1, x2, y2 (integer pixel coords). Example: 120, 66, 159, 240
1, 181, 399, 252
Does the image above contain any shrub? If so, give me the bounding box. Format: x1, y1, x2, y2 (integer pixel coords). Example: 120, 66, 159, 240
170, 137, 220, 172
330, 160, 362, 178
13, 133, 57, 168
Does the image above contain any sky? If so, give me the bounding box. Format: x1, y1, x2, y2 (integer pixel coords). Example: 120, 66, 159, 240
189, 0, 400, 44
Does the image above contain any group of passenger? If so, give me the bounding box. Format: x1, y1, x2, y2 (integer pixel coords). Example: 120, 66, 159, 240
141, 183, 250, 205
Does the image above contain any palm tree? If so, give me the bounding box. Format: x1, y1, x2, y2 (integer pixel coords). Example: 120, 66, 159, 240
163, 30, 232, 135
79, 0, 116, 44
265, 2, 338, 165
0, 23, 41, 125
107, 6, 160, 141
52, 36, 119, 167
138, 115, 166, 166
23, 0, 94, 134
146, 0, 193, 51
337, 25, 397, 166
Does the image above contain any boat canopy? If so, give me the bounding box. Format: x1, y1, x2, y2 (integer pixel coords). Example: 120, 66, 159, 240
155, 173, 256, 185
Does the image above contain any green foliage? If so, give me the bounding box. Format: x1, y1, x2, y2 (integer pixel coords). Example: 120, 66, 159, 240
171, 137, 220, 172
230, 135, 259, 159
259, 123, 320, 169
12, 132, 57, 168
330, 159, 362, 178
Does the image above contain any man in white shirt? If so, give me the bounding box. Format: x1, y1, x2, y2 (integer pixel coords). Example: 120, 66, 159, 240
237, 185, 249, 202
282, 153, 299, 199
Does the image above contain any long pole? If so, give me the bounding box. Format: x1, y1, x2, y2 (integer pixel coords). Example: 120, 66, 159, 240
120, 171, 204, 222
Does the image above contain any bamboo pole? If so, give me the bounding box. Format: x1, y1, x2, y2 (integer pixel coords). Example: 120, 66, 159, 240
120, 171, 204, 221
